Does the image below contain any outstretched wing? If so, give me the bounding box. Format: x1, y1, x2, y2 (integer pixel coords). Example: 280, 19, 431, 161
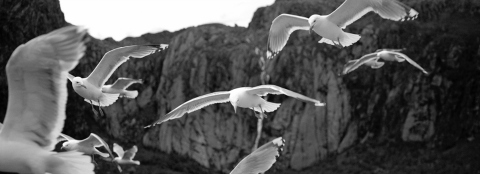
327, 0, 418, 29
267, 14, 310, 59
113, 143, 125, 158
145, 91, 231, 128
108, 78, 143, 90
246, 85, 325, 106
0, 26, 87, 150
86, 44, 168, 88
78, 133, 115, 158
388, 51, 429, 74
230, 137, 285, 174
342, 52, 379, 74
122, 145, 138, 160
57, 133, 75, 142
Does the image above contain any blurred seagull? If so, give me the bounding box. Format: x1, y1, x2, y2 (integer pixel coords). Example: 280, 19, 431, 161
59, 133, 115, 162
267, 0, 418, 58
342, 49, 429, 74
0, 26, 94, 174
68, 44, 168, 116
110, 143, 140, 172
230, 137, 285, 174
146, 85, 324, 128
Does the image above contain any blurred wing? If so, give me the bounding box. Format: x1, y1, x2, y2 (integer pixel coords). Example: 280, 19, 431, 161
389, 52, 429, 74
122, 145, 138, 160
109, 78, 143, 90
327, 0, 419, 29
78, 133, 115, 158
342, 53, 378, 74
267, 14, 310, 59
246, 85, 324, 106
86, 44, 167, 88
230, 137, 285, 174
113, 143, 125, 158
375, 48, 406, 52
0, 26, 87, 150
145, 91, 231, 127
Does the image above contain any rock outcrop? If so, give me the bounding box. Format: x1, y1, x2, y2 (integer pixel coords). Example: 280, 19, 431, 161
1, 0, 479, 173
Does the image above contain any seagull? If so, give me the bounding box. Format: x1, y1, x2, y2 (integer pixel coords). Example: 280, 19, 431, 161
266, 0, 419, 58
0, 26, 94, 174
342, 49, 429, 74
68, 44, 168, 116
230, 137, 285, 174
59, 133, 115, 161
145, 85, 325, 128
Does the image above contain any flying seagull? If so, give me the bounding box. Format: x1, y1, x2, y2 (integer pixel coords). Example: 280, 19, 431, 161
69, 44, 168, 116
0, 25, 94, 174
230, 137, 285, 174
267, 0, 418, 58
145, 85, 325, 128
342, 49, 429, 74
59, 133, 115, 161
108, 143, 140, 172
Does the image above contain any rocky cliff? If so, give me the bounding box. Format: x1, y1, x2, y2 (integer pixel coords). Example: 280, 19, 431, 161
1, 0, 479, 174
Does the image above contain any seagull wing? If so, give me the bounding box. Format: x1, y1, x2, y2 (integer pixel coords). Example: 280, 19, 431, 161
230, 137, 285, 174
145, 91, 231, 127
327, 0, 419, 29
108, 78, 143, 90
113, 143, 125, 158
267, 14, 310, 59
0, 26, 87, 150
388, 51, 429, 74
342, 52, 378, 74
246, 85, 324, 106
122, 145, 138, 160
78, 133, 115, 158
86, 44, 168, 88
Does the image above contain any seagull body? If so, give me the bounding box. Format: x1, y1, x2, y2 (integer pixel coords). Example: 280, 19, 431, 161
60, 133, 114, 158
102, 78, 143, 98
69, 44, 168, 107
342, 49, 429, 74
267, 0, 419, 58
146, 85, 325, 128
0, 26, 94, 174
230, 137, 285, 174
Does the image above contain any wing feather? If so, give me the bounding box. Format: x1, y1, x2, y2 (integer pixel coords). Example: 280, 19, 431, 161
113, 143, 125, 158
388, 51, 429, 74
327, 0, 419, 29
122, 145, 138, 160
145, 91, 231, 127
108, 78, 143, 90
230, 137, 285, 174
267, 14, 310, 59
246, 85, 324, 106
86, 44, 167, 88
342, 53, 379, 74
78, 133, 115, 158
0, 26, 87, 150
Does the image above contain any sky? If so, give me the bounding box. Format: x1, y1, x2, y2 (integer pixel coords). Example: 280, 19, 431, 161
60, 0, 274, 41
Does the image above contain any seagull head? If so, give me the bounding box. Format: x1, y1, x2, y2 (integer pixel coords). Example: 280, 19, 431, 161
72, 77, 87, 89
61, 141, 73, 151
308, 15, 321, 34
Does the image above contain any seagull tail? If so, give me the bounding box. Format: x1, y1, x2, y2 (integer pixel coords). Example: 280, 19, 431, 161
254, 102, 281, 113
370, 62, 385, 69
50, 151, 94, 174
339, 32, 361, 47
121, 90, 139, 99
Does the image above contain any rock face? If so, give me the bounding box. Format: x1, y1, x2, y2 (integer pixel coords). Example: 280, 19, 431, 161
1, 0, 480, 173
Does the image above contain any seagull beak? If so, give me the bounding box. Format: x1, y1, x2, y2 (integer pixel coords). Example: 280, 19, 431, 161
81, 84, 87, 89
